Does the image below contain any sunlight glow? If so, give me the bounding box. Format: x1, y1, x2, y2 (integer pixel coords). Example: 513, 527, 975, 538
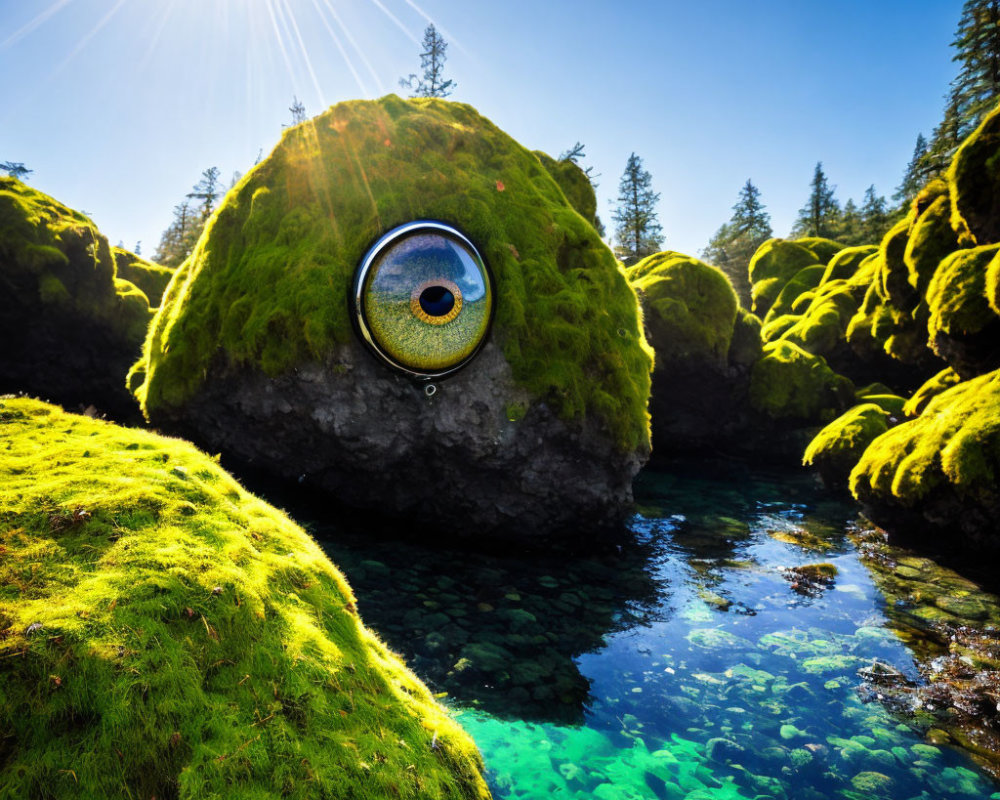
0, 0, 75, 51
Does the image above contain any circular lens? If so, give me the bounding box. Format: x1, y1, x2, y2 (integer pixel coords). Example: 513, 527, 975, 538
353, 221, 494, 377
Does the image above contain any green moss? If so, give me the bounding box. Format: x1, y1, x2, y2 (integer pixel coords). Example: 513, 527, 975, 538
821, 245, 878, 284
747, 239, 822, 316
630, 252, 738, 367
761, 313, 800, 343
795, 236, 845, 265
904, 192, 959, 295
855, 394, 905, 415
533, 151, 597, 227
851, 368, 1000, 507
903, 367, 962, 417
113, 246, 175, 306
926, 245, 1000, 340
763, 265, 826, 325
875, 218, 916, 309
133, 97, 652, 451
727, 307, 763, 368
0, 177, 151, 335
804, 403, 891, 486
623, 250, 688, 282
948, 103, 1000, 247
777, 279, 862, 358
0, 396, 489, 800
749, 340, 854, 421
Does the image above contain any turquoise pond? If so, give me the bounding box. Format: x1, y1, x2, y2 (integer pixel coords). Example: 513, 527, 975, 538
292, 462, 1000, 800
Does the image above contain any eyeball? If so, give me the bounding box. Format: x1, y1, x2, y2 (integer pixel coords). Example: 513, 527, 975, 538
352, 221, 494, 377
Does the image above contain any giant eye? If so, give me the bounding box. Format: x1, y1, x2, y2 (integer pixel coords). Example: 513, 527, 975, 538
352, 221, 494, 377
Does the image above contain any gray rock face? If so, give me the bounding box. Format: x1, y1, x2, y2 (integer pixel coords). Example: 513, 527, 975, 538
160, 340, 642, 539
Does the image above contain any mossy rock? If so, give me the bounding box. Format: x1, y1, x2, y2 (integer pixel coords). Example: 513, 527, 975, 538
749, 340, 855, 422
763, 264, 826, 326
533, 151, 597, 228
854, 393, 905, 415
0, 397, 489, 800
948, 103, 1000, 247
926, 244, 1000, 377
904, 184, 958, 295
795, 236, 845, 265
874, 217, 917, 310
0, 177, 151, 418
748, 238, 823, 316
131, 96, 652, 538
804, 403, 891, 488
777, 279, 863, 362
903, 367, 962, 417
113, 246, 175, 306
629, 251, 756, 453
821, 245, 878, 285
850, 368, 1000, 549
630, 251, 738, 367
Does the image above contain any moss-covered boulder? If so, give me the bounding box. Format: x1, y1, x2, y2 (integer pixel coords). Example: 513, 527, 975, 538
902, 367, 962, 417
131, 96, 652, 539
749, 340, 854, 422
927, 245, 1000, 377
113, 246, 174, 306
803, 403, 892, 488
747, 238, 825, 317
821, 245, 878, 284
533, 151, 598, 228
0, 178, 152, 418
904, 182, 958, 295
627, 252, 752, 452
762, 264, 826, 326
850, 369, 1000, 549
0, 396, 489, 799
949, 104, 1000, 247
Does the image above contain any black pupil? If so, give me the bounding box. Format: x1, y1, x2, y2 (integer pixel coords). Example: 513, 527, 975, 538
419, 285, 455, 317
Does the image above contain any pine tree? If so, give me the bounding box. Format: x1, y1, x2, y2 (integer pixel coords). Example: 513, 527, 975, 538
1, 161, 32, 180
792, 163, 840, 238
611, 153, 663, 265
835, 199, 862, 245
702, 179, 772, 306
134, 241, 142, 256
153, 200, 199, 269
289, 96, 306, 125
187, 167, 222, 220
399, 24, 456, 98
951, 0, 1000, 135
894, 134, 930, 206
861, 185, 891, 244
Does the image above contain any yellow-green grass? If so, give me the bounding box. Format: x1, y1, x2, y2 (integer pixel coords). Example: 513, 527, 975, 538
133, 96, 652, 452
0, 397, 489, 800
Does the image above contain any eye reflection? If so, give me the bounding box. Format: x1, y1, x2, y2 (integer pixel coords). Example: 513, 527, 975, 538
352, 222, 494, 377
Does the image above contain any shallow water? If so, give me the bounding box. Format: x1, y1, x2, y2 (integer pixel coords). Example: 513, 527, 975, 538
300, 462, 1000, 800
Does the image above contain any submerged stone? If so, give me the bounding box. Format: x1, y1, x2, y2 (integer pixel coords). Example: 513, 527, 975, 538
131, 96, 652, 539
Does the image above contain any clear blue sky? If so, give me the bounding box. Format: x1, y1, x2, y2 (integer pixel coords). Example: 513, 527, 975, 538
1, 0, 961, 259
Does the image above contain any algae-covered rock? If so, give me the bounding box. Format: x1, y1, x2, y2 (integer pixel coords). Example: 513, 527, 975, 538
749, 340, 854, 422
821, 245, 878, 285
927, 244, 1000, 377
949, 103, 1000, 247
803, 403, 891, 488
533, 151, 598, 228
113, 246, 174, 306
0, 177, 152, 417
850, 369, 1000, 549
0, 397, 489, 800
131, 96, 652, 538
627, 251, 757, 453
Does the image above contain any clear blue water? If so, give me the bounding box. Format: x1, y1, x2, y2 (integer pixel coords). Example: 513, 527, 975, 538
302, 463, 1000, 800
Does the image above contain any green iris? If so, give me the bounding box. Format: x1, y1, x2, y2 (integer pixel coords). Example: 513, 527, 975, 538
355, 223, 493, 376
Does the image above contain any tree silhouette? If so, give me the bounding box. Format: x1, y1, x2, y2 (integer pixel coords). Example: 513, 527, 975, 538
400, 24, 456, 98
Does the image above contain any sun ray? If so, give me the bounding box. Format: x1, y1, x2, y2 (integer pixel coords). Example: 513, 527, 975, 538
277, 0, 326, 110
263, 0, 302, 98
315, 0, 386, 95
0, 0, 75, 52
136, 0, 179, 73
54, 0, 130, 74
365, 0, 419, 46
307, 0, 372, 99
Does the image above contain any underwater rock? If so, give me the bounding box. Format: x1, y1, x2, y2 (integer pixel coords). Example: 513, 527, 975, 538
0, 397, 489, 799
0, 178, 152, 418
851, 369, 1000, 550
131, 97, 652, 539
